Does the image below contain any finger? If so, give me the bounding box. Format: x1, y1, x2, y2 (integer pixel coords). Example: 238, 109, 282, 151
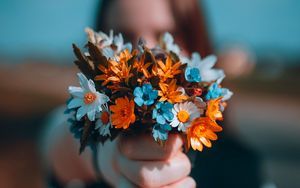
162, 176, 196, 188
119, 133, 183, 161
117, 176, 138, 188
98, 138, 119, 187
116, 151, 191, 188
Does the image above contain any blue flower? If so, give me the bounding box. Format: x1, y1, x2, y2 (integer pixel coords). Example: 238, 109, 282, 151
133, 84, 158, 107
152, 124, 172, 141
206, 83, 223, 100
185, 67, 201, 82
206, 81, 233, 101
152, 102, 174, 124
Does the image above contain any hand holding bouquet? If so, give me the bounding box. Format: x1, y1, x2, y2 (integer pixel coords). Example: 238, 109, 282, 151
66, 28, 232, 154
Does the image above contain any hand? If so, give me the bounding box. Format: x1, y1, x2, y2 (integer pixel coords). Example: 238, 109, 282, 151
98, 133, 195, 188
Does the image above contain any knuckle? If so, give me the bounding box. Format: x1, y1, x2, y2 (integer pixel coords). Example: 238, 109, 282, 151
188, 177, 197, 188
182, 153, 192, 174
118, 140, 133, 157
135, 167, 157, 188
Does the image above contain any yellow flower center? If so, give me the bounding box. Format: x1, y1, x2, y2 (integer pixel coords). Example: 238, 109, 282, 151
177, 110, 190, 123
84, 92, 96, 104
101, 111, 110, 124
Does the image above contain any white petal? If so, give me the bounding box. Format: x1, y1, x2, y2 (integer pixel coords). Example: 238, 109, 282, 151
190, 52, 201, 67
172, 108, 178, 116
170, 118, 179, 127
201, 69, 225, 82
100, 123, 111, 136
177, 123, 185, 131
216, 75, 225, 84
68, 86, 84, 98
87, 109, 96, 121
174, 104, 179, 112
77, 73, 90, 91
67, 98, 84, 109
200, 55, 217, 69
97, 93, 110, 103
222, 88, 233, 101
88, 80, 96, 92
178, 103, 183, 111
76, 105, 88, 120
95, 119, 103, 129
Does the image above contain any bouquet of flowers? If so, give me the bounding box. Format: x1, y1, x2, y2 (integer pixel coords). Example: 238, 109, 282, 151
66, 28, 232, 153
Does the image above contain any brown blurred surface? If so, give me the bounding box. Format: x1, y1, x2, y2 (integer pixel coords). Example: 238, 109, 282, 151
0, 141, 44, 188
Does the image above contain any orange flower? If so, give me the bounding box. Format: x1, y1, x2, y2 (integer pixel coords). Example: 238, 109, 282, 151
118, 49, 133, 63
95, 49, 133, 85
158, 79, 188, 104
95, 63, 118, 86
187, 117, 222, 151
206, 97, 223, 121
110, 97, 136, 129
133, 54, 151, 78
155, 55, 181, 82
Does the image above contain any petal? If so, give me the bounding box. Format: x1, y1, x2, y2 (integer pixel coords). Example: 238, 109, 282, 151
200, 55, 217, 69
67, 98, 84, 109
68, 86, 84, 98
152, 109, 158, 119
87, 80, 96, 92
133, 87, 143, 98
149, 90, 158, 100
97, 93, 110, 104
222, 88, 233, 101
87, 109, 96, 121
163, 112, 174, 121
200, 137, 212, 147
77, 73, 90, 90
95, 119, 103, 129
201, 69, 225, 82
134, 97, 144, 107
76, 105, 88, 120
157, 115, 166, 124
102, 47, 115, 59
174, 104, 179, 112
190, 52, 201, 67
170, 118, 179, 127
144, 99, 154, 106
191, 137, 203, 151
123, 42, 132, 52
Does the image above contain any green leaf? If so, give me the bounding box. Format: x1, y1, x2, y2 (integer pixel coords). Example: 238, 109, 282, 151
72, 44, 94, 80
87, 42, 108, 68
79, 119, 92, 154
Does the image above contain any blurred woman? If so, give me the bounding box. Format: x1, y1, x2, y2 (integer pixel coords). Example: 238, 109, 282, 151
46, 0, 261, 187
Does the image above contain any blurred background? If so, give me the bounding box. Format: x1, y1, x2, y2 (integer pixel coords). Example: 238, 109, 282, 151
0, 0, 299, 187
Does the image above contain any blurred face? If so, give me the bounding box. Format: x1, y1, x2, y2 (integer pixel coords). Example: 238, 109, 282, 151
105, 0, 176, 48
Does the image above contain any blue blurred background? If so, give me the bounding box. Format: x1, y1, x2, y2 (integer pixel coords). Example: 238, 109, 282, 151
1, 0, 300, 62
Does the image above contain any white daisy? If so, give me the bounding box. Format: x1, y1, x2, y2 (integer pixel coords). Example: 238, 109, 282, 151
95, 104, 112, 136
67, 73, 109, 121
170, 102, 200, 132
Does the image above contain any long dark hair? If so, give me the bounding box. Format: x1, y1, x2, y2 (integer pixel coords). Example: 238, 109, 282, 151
95, 0, 213, 57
